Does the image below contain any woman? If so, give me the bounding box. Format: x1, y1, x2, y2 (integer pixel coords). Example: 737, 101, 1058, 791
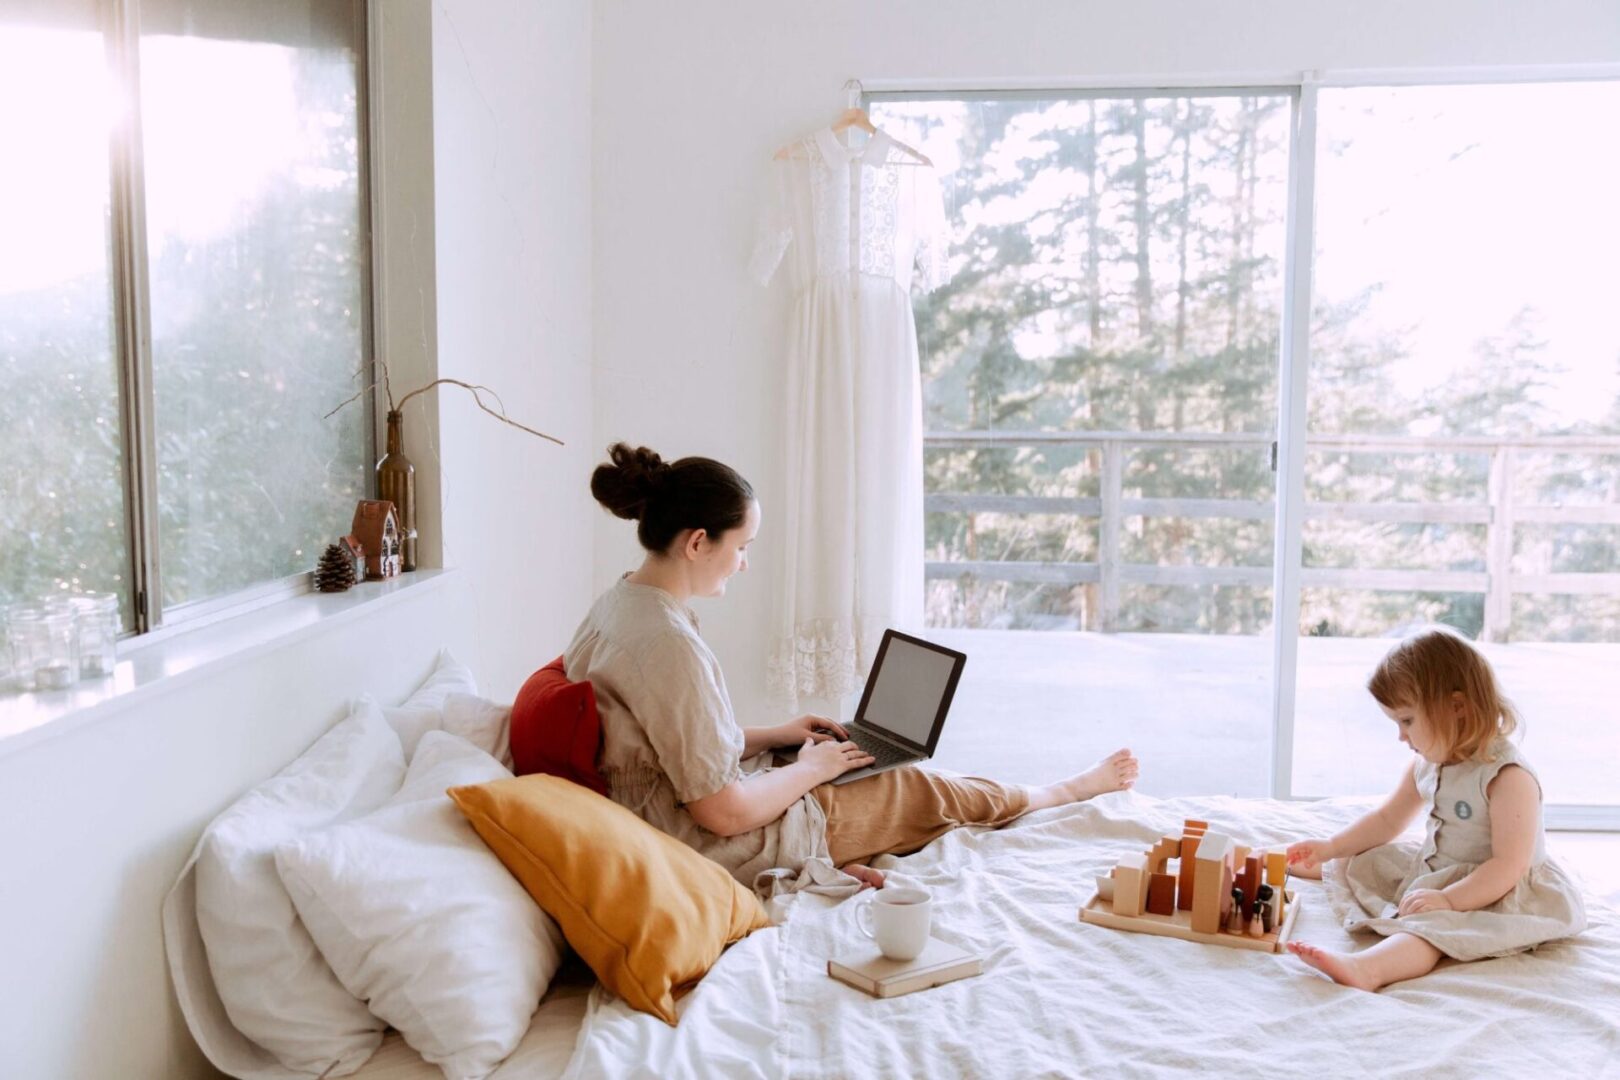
566, 442, 1139, 894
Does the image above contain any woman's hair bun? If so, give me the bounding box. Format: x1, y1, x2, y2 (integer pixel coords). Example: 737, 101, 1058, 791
590, 442, 669, 521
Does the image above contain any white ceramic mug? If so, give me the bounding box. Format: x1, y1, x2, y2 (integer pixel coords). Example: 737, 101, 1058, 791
856, 886, 932, 961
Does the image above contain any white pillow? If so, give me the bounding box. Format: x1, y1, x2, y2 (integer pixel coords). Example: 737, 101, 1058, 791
192, 697, 404, 1076
276, 731, 565, 1080
440, 691, 512, 766
384, 649, 479, 759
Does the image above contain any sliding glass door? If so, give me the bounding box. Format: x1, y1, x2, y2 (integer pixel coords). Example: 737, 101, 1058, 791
873, 77, 1618, 824
1290, 81, 1620, 825
874, 91, 1292, 795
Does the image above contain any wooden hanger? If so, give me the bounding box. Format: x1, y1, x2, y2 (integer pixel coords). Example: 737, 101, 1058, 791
773, 79, 932, 165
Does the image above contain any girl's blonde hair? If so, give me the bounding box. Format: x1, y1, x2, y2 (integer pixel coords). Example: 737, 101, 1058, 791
1367, 627, 1520, 763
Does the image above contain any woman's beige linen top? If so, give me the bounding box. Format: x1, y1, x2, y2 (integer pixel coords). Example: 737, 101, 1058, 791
564, 578, 837, 896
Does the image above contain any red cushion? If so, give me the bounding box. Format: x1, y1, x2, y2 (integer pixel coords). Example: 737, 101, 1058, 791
510, 656, 609, 796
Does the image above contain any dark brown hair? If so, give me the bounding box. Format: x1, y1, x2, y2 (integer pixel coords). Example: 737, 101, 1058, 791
590, 442, 755, 553
1367, 626, 1520, 763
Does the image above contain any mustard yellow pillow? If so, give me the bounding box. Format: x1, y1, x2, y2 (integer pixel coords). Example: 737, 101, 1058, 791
448, 775, 768, 1024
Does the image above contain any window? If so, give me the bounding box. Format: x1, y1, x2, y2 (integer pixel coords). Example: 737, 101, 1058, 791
874, 93, 1292, 635
0, 0, 371, 634
875, 80, 1620, 822
1293, 81, 1620, 808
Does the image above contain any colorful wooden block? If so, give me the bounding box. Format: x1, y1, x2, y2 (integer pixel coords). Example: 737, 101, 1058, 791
1191, 833, 1235, 935
1115, 852, 1150, 918
1081, 820, 1306, 955
1266, 855, 1289, 927
1095, 874, 1116, 903
1240, 854, 1262, 909
1148, 837, 1178, 874
1178, 836, 1200, 911
1146, 872, 1177, 916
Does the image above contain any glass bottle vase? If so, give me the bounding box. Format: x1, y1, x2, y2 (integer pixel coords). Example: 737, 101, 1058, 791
376, 409, 418, 571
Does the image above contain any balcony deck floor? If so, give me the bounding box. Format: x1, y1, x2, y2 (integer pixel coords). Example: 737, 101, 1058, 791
912, 629, 1620, 904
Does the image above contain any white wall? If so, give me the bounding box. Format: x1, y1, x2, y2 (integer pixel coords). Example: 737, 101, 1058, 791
590, 0, 1620, 724
0, 582, 477, 1079
433, 0, 597, 696
0, 0, 594, 1075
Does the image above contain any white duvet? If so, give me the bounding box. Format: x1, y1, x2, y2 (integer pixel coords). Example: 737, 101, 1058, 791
560, 791, 1620, 1079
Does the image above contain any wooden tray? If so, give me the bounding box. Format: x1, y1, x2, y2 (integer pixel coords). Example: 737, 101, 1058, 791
1080, 888, 1300, 953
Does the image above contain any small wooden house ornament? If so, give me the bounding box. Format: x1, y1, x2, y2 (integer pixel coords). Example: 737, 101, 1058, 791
351, 500, 403, 579
339, 534, 367, 583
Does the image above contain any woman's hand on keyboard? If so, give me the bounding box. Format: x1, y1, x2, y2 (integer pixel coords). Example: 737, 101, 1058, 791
798, 736, 876, 783
777, 713, 849, 747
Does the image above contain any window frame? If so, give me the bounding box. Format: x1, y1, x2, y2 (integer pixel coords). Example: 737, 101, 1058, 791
870, 63, 1620, 830
98, 0, 377, 636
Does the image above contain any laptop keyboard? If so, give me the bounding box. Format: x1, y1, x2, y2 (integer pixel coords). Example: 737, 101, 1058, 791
847, 728, 917, 769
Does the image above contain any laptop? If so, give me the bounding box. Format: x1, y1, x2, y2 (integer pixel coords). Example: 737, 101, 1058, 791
826, 629, 967, 786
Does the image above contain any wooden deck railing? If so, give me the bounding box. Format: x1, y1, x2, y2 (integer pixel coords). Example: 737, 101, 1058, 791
923, 431, 1620, 640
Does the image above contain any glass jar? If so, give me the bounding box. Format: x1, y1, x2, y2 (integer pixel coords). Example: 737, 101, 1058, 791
35, 604, 79, 690
71, 593, 120, 678
7, 606, 48, 692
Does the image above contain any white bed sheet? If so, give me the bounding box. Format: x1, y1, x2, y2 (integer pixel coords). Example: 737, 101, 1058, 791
559, 791, 1620, 1079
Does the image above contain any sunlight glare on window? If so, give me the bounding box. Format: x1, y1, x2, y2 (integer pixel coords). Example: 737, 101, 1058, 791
0, 28, 119, 296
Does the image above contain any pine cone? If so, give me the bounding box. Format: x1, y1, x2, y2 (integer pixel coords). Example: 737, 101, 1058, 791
315, 542, 357, 592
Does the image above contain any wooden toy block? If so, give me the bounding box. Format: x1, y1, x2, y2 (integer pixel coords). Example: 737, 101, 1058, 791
1265, 851, 1287, 887
1271, 867, 1289, 926
1191, 868, 1222, 933
1190, 833, 1235, 935
1177, 836, 1200, 910
1146, 872, 1177, 916
1240, 854, 1262, 909
1235, 865, 1255, 911
1080, 882, 1301, 954
1233, 844, 1250, 868
1148, 837, 1178, 874
1079, 819, 1304, 955
1115, 853, 1149, 918
1184, 819, 1209, 833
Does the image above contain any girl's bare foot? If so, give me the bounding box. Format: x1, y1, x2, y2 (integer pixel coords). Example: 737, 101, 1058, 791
842, 863, 886, 890
1287, 941, 1380, 991
1027, 749, 1139, 811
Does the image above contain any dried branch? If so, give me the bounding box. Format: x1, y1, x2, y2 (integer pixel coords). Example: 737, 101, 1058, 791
396, 378, 564, 446
323, 375, 387, 420
324, 368, 563, 446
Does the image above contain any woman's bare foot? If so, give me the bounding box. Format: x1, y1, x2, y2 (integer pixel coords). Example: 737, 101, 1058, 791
1287, 941, 1380, 991
842, 863, 886, 890
1027, 748, 1139, 811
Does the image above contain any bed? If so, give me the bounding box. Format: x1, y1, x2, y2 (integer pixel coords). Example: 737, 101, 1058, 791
349, 789, 1619, 1078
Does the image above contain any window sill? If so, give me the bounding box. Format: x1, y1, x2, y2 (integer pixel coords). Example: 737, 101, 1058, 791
0, 568, 460, 761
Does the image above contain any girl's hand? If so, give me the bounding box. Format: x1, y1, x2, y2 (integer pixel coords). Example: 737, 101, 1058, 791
1286, 838, 1336, 878
777, 714, 848, 747
1397, 888, 1454, 916
798, 737, 875, 783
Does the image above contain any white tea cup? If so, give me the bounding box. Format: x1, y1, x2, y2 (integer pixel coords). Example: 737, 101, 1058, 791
856, 886, 932, 961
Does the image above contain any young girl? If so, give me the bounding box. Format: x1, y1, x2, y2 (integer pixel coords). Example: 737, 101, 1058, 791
567, 442, 1138, 896
1285, 628, 1586, 991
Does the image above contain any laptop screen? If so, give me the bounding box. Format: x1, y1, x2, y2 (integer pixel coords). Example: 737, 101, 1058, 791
856, 631, 966, 753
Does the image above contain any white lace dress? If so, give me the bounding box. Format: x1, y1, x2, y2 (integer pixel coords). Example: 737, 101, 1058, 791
751, 126, 950, 708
